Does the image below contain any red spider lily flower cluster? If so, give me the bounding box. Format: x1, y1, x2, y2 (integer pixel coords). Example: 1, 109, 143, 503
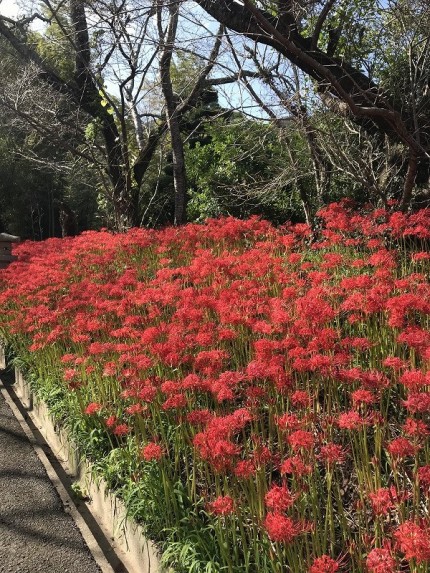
264, 512, 305, 543
309, 555, 340, 573
207, 495, 235, 516
366, 546, 397, 573
394, 521, 430, 562
140, 442, 164, 461
0, 201, 429, 572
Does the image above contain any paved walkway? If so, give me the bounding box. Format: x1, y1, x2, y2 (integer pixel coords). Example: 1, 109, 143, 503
0, 371, 105, 573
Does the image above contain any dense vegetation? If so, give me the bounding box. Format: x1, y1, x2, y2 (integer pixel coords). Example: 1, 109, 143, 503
0, 203, 429, 572
0, 0, 429, 237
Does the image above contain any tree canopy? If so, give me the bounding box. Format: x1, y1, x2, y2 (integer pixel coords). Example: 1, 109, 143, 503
0, 0, 428, 236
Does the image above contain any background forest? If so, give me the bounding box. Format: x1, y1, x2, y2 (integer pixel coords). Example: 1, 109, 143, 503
0, 0, 429, 239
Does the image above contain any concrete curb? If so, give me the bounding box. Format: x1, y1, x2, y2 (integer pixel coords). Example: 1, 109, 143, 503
2, 357, 164, 573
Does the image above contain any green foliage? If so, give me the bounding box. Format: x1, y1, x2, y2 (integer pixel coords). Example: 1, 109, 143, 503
185, 116, 310, 223
317, 0, 377, 65
0, 127, 100, 238
0, 135, 60, 238
98, 89, 115, 115
84, 120, 101, 143
31, 3, 75, 80
171, 53, 205, 99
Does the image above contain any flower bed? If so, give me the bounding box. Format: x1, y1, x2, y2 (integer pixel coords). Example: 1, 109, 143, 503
0, 201, 429, 572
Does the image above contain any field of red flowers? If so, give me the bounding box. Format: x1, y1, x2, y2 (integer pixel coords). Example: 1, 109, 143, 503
0, 201, 429, 572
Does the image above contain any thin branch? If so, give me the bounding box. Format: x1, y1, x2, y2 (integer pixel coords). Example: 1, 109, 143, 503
311, 0, 337, 51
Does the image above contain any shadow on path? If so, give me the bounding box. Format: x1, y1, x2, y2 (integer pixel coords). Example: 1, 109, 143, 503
0, 374, 128, 573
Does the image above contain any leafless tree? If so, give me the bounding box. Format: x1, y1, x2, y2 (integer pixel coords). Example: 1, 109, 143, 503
0, 1, 237, 228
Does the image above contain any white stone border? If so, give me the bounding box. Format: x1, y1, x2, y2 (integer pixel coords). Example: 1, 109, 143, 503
1, 348, 165, 573
0, 344, 5, 369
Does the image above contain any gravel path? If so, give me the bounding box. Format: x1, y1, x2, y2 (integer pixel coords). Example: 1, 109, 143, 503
0, 377, 102, 573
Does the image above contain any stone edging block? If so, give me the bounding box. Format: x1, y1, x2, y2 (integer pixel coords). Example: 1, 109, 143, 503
0, 345, 5, 370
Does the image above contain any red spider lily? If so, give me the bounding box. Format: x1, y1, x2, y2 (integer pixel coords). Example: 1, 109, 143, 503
246, 357, 289, 389
161, 380, 182, 395
416, 466, 430, 491
287, 430, 315, 452
402, 392, 430, 413
322, 252, 344, 269
368, 249, 396, 269
207, 495, 235, 516
400, 370, 428, 389
102, 363, 117, 377
105, 415, 117, 428
113, 423, 130, 436
388, 211, 409, 236
125, 403, 145, 415
64, 368, 78, 381
309, 555, 340, 573
162, 394, 188, 410
181, 374, 208, 391
344, 337, 374, 351
84, 402, 103, 415
254, 339, 283, 360
211, 370, 245, 402
140, 443, 164, 461
193, 410, 252, 469
412, 252, 430, 262
295, 289, 336, 327
402, 418, 429, 438
137, 385, 157, 403
186, 409, 214, 426
387, 437, 419, 459
276, 413, 303, 432
340, 294, 365, 317
308, 328, 339, 352
60, 353, 77, 363
194, 349, 229, 375
318, 443, 346, 465
263, 512, 303, 543
234, 460, 256, 479
398, 327, 430, 354
264, 484, 295, 511
337, 410, 366, 430
361, 370, 391, 390
365, 546, 397, 573
280, 455, 313, 477
367, 239, 385, 250
368, 486, 402, 516
351, 388, 378, 408
1, 205, 429, 572
338, 367, 366, 384
290, 390, 311, 408
394, 520, 430, 562
382, 356, 407, 370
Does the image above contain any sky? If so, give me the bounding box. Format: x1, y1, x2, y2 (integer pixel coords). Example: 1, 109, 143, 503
0, 0, 274, 120
0, 0, 19, 18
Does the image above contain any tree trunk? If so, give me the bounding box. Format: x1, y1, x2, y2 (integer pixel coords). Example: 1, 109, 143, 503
298, 185, 313, 230
400, 154, 418, 212
70, 0, 134, 230
170, 116, 188, 226
158, 0, 188, 226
